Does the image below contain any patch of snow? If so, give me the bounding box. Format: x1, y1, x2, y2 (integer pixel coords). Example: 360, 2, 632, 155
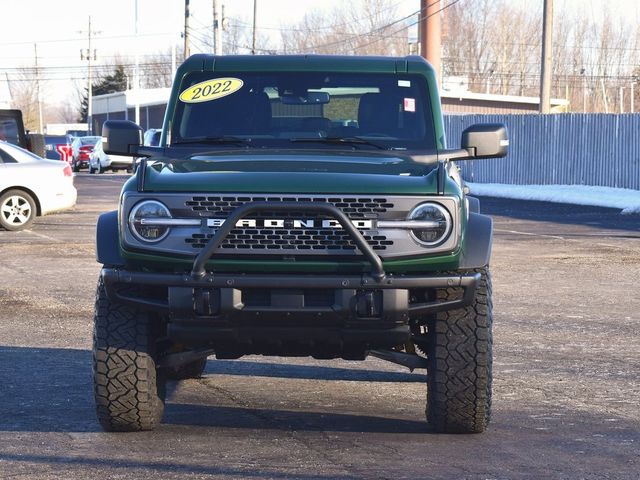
467, 183, 640, 215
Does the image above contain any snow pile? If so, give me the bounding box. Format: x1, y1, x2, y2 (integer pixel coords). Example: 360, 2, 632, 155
466, 183, 640, 215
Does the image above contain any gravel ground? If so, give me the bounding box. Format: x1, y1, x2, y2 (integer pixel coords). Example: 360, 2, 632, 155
0, 174, 638, 479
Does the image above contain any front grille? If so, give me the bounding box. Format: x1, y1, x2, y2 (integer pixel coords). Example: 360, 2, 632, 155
185, 228, 393, 251
122, 192, 460, 259
185, 196, 394, 219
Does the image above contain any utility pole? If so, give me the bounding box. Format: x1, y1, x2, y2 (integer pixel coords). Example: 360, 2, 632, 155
581, 69, 587, 112
134, 0, 140, 126
171, 42, 177, 83
87, 16, 93, 133
213, 0, 222, 55
601, 78, 609, 113
4, 72, 13, 103
619, 86, 624, 113
184, 0, 191, 60
79, 16, 99, 134
539, 0, 553, 113
419, 0, 441, 87
34, 44, 43, 133
251, 0, 257, 55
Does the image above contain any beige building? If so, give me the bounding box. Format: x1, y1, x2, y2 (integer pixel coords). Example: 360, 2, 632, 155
441, 91, 569, 114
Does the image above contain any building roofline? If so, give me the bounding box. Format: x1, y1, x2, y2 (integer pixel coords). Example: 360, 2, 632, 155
441, 90, 569, 106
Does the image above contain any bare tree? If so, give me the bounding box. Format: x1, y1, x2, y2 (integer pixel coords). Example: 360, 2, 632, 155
280, 0, 410, 56
8, 67, 41, 131
443, 0, 541, 96
139, 49, 178, 89
51, 100, 80, 124
441, 0, 640, 112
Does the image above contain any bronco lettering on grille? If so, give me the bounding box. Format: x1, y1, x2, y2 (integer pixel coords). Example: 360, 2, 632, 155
206, 218, 374, 229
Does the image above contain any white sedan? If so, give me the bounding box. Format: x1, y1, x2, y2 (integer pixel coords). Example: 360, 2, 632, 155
89, 138, 133, 174
0, 140, 77, 231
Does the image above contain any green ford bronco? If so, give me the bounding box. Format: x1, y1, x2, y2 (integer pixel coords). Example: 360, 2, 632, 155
93, 54, 508, 433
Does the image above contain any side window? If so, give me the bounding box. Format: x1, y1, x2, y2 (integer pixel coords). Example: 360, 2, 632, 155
0, 148, 17, 163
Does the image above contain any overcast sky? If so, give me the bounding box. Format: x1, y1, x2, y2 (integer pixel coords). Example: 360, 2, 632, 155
0, 0, 637, 107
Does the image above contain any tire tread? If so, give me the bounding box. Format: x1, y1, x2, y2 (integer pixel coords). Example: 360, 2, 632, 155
426, 267, 493, 433
92, 277, 164, 432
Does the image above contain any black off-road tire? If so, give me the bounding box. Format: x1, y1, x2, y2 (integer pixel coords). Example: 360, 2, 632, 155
92, 277, 166, 432
165, 357, 207, 380
425, 267, 492, 433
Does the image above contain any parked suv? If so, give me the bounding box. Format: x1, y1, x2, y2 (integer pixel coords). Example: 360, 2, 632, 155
71, 135, 100, 171
93, 54, 508, 434
89, 138, 133, 173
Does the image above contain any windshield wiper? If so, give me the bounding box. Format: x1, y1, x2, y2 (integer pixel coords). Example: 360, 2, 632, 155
172, 136, 254, 147
289, 136, 387, 150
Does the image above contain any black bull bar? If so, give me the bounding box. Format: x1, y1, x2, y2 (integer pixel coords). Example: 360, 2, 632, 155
102, 201, 479, 315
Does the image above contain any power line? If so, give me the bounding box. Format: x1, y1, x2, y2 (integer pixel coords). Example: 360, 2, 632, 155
0, 30, 180, 47
278, 8, 421, 52
231, 0, 414, 33
348, 0, 464, 53
271, 0, 459, 54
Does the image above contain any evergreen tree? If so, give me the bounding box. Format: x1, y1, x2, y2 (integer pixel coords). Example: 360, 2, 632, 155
78, 64, 128, 122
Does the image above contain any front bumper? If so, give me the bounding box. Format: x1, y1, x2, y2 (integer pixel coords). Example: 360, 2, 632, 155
102, 268, 479, 355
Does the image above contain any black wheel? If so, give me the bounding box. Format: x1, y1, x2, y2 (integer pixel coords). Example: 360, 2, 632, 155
424, 267, 492, 433
92, 277, 166, 432
0, 189, 37, 231
72, 162, 80, 173
165, 356, 207, 380
97, 163, 103, 174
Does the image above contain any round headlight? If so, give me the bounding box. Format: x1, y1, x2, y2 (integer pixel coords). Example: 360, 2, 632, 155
129, 200, 171, 242
408, 202, 452, 246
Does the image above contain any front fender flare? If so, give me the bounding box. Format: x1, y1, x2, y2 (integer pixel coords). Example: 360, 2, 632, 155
460, 212, 493, 269
95, 210, 124, 266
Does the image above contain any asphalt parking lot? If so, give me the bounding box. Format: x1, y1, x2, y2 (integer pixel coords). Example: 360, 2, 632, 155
0, 174, 638, 479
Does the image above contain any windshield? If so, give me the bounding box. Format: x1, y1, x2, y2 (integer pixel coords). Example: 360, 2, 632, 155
171, 71, 436, 151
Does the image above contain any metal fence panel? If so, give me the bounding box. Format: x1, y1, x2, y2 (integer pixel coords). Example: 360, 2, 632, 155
443, 113, 640, 190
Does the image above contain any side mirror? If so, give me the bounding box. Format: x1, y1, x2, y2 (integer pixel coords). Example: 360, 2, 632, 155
102, 120, 143, 156
462, 123, 508, 159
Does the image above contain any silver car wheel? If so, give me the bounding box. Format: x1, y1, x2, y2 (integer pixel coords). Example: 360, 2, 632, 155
0, 190, 36, 231
1, 195, 32, 226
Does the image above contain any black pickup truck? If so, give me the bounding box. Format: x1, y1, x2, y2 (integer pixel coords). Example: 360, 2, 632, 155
0, 109, 46, 157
